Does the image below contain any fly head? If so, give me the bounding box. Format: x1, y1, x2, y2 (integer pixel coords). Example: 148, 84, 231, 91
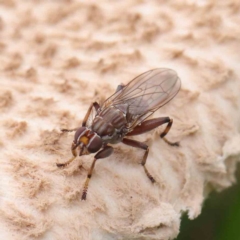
72, 127, 103, 156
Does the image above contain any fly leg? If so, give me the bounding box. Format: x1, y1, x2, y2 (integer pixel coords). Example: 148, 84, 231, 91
58, 102, 100, 167
122, 138, 155, 183
159, 118, 179, 146
115, 83, 125, 93
82, 102, 100, 126
56, 142, 78, 167
61, 128, 78, 132
82, 145, 113, 200
61, 102, 100, 131
56, 155, 76, 167
126, 117, 179, 146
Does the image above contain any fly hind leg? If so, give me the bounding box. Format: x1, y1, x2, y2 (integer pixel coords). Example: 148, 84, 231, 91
122, 138, 155, 183
126, 117, 179, 147
159, 118, 179, 146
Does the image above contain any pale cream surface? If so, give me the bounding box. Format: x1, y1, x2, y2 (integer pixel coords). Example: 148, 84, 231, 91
0, 1, 240, 240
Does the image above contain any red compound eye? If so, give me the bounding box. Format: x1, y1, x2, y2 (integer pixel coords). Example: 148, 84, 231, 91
87, 134, 103, 153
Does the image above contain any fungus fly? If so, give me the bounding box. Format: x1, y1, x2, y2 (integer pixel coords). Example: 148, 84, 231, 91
57, 68, 181, 200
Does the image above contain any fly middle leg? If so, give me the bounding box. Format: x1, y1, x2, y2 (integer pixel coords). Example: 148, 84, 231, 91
122, 138, 155, 183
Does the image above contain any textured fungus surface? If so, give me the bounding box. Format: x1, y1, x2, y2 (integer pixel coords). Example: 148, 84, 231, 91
0, 1, 240, 240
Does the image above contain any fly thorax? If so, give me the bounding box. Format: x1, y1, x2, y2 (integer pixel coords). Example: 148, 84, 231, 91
92, 115, 115, 136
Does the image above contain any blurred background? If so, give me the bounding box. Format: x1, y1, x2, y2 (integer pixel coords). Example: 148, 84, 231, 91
177, 165, 240, 240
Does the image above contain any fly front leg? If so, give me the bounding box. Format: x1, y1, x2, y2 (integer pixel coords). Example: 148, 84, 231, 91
115, 83, 125, 93
61, 101, 100, 131
56, 142, 78, 167
56, 155, 76, 167
126, 117, 179, 146
61, 128, 78, 132
82, 102, 100, 127
81, 145, 113, 200
122, 138, 155, 183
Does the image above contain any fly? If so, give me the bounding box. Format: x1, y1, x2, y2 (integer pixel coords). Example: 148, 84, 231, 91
57, 68, 181, 200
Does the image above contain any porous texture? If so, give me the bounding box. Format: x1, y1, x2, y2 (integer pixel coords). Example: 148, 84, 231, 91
0, 1, 240, 240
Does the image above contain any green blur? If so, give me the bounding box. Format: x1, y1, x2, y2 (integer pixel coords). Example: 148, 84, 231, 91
177, 165, 240, 240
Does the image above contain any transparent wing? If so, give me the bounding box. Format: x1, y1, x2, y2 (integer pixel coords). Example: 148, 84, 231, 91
101, 68, 181, 129
86, 105, 98, 128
